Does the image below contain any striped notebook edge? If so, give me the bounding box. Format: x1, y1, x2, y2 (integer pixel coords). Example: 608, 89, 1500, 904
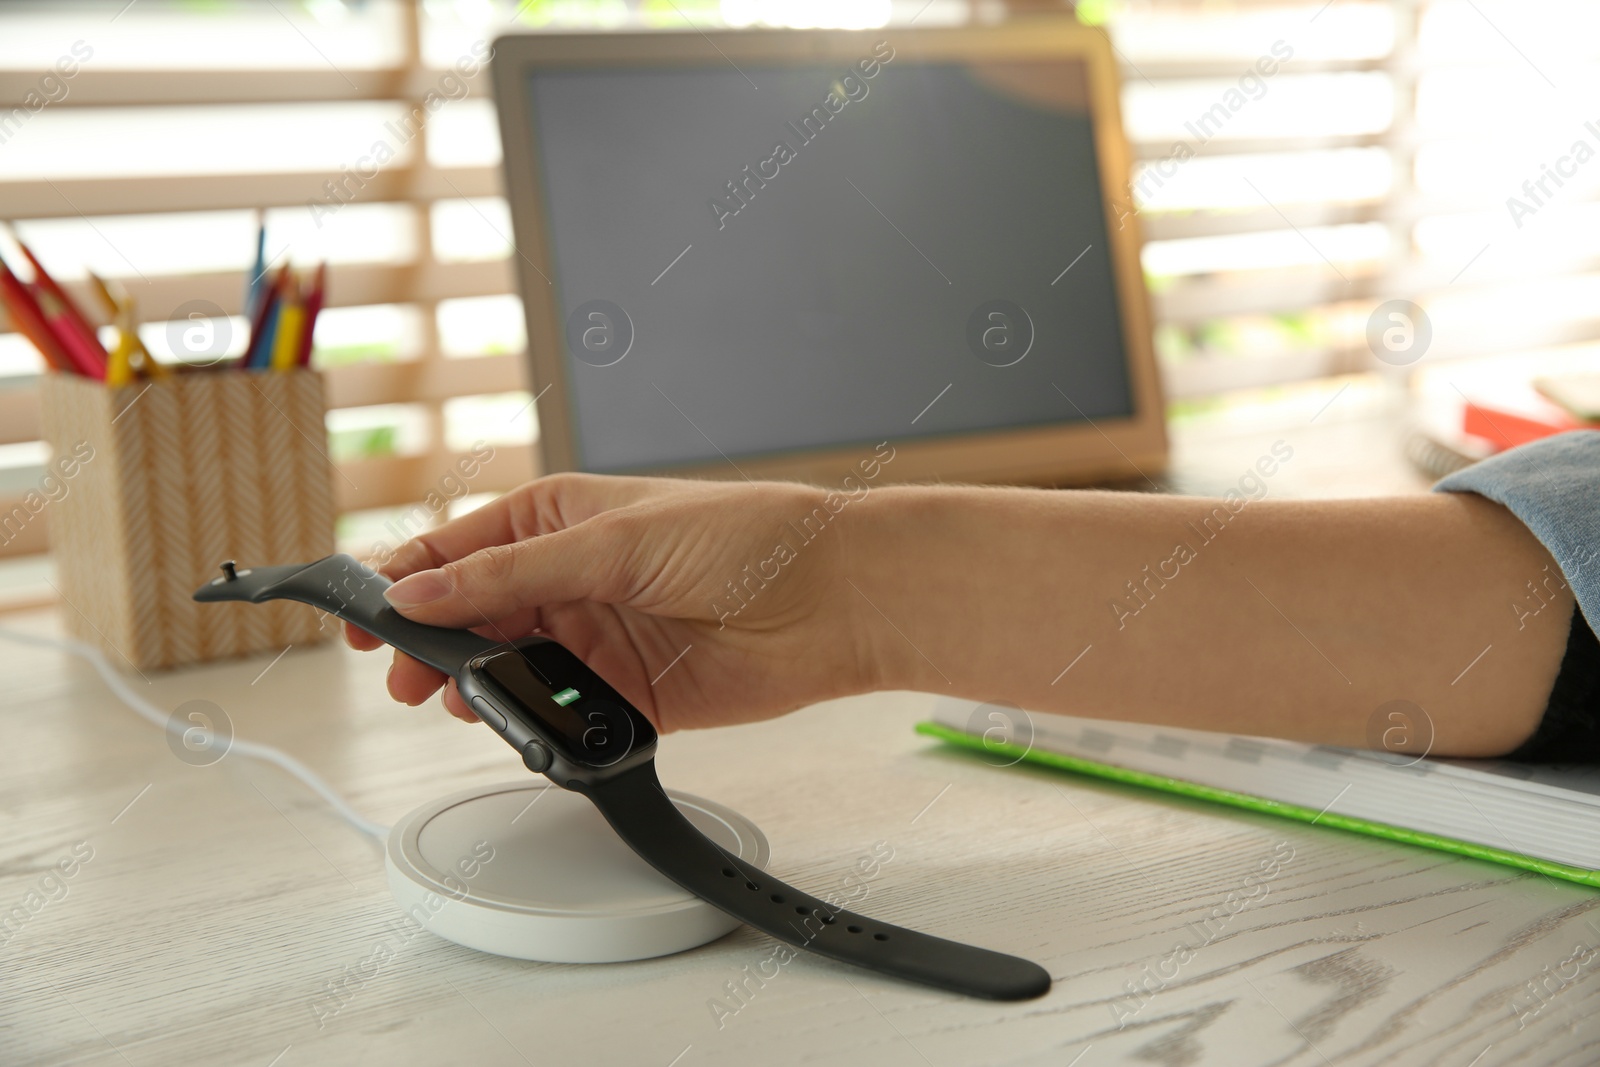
914, 720, 1600, 890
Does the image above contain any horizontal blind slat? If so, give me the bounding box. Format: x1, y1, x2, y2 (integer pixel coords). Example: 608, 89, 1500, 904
0, 167, 500, 221
1155, 250, 1600, 324
1130, 132, 1402, 159
0, 68, 492, 106
336, 446, 536, 515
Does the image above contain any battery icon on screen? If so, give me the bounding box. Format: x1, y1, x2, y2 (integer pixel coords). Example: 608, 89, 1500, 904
551, 688, 581, 706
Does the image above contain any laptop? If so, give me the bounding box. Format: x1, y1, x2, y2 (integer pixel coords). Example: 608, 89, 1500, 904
491, 22, 1165, 486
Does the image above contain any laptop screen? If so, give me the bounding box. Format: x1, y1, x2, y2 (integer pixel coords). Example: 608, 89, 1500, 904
523, 53, 1133, 473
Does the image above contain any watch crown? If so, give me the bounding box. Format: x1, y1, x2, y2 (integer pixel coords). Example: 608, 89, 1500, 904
521, 740, 553, 775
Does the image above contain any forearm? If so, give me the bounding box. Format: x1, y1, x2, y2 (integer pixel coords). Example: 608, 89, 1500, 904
840, 483, 1574, 757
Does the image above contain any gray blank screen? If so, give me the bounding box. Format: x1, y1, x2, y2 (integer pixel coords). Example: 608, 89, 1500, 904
525, 57, 1133, 472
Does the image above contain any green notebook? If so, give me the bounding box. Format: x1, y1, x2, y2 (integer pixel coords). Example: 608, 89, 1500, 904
917, 701, 1600, 890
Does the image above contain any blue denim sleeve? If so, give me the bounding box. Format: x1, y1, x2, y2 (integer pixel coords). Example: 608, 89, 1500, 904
1432, 430, 1600, 632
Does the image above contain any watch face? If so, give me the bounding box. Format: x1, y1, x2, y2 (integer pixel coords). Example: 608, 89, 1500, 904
475, 642, 657, 767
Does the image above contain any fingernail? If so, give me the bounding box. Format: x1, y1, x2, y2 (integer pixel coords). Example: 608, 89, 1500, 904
385, 661, 409, 703
385, 570, 450, 608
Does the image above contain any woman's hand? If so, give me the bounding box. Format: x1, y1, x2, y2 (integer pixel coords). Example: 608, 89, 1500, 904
344, 472, 884, 732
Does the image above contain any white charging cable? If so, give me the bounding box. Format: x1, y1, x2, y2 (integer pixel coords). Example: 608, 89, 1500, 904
0, 628, 389, 841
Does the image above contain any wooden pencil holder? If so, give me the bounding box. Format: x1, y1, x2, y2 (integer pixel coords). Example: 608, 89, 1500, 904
39, 370, 336, 671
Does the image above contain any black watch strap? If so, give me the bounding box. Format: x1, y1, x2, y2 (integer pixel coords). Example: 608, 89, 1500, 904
198, 556, 1052, 1000
577, 761, 1052, 1001
194, 554, 497, 673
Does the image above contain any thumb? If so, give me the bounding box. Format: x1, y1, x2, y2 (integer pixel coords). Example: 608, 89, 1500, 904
382, 520, 635, 627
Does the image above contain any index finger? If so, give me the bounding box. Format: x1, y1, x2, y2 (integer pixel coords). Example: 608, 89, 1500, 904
380, 473, 663, 582
343, 619, 384, 651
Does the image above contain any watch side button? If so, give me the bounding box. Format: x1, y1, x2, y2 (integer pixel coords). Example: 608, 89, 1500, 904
469, 696, 507, 733
521, 740, 553, 774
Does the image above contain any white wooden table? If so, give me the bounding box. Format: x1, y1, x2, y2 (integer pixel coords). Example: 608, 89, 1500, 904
6, 400, 1599, 1067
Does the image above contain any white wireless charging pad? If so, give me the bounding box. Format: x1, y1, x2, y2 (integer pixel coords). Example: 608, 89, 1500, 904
386, 781, 769, 963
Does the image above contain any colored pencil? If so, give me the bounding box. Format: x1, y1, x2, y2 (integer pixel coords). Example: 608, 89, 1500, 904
33, 287, 106, 379
243, 264, 287, 370
295, 262, 325, 368
88, 270, 163, 383
269, 272, 302, 372
104, 315, 136, 388
85, 270, 118, 318
0, 256, 74, 373
244, 217, 267, 322
16, 241, 106, 376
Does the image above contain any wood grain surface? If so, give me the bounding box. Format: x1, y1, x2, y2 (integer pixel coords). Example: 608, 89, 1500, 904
3, 601, 1599, 1067
6, 405, 1597, 1066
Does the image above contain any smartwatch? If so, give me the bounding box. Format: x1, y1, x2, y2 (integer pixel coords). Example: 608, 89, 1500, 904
196, 554, 1051, 1001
